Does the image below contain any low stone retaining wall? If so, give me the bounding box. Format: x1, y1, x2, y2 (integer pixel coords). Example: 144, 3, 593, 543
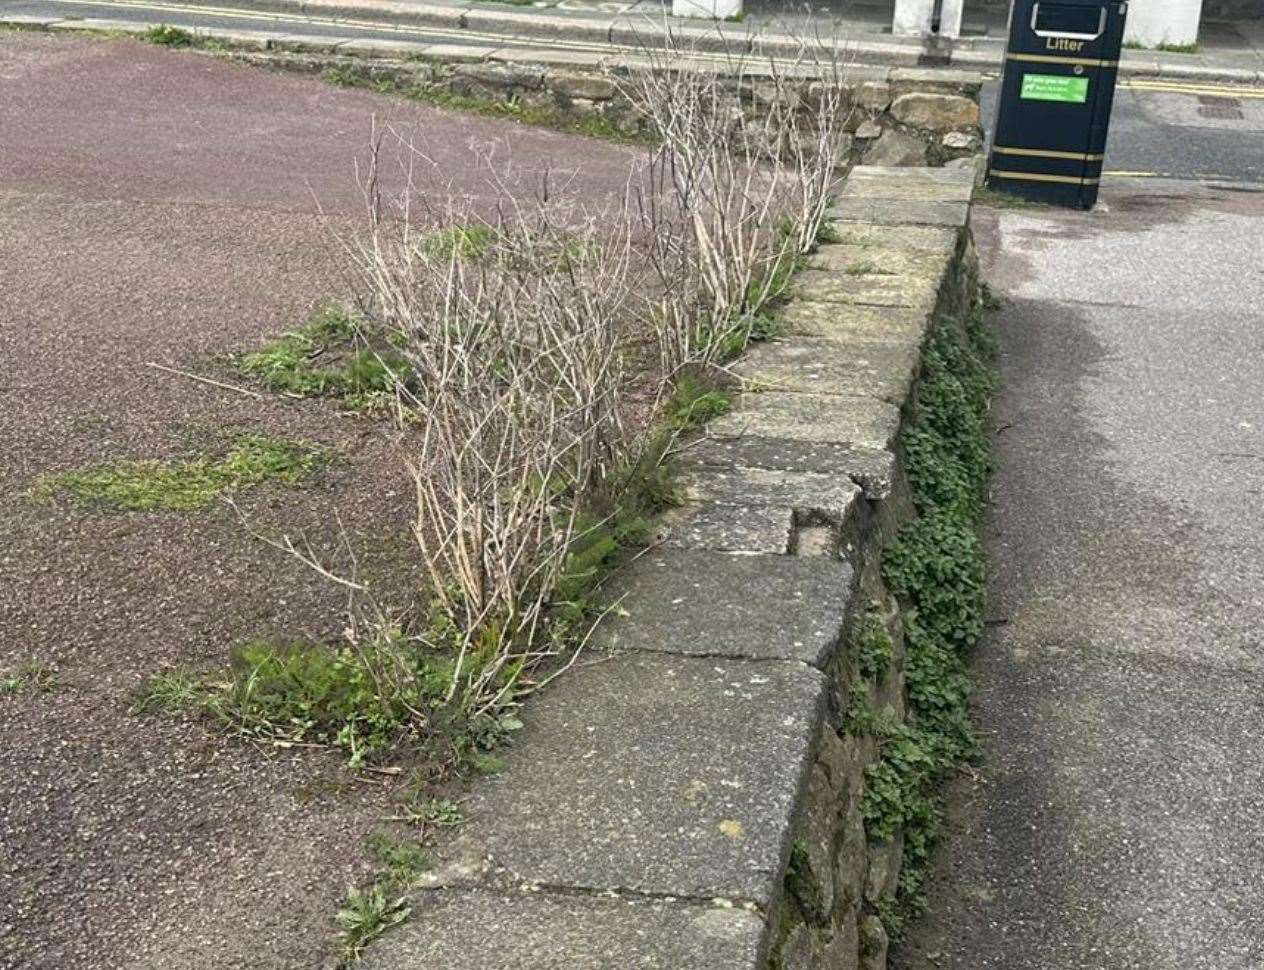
360, 165, 978, 970
1, 14, 983, 169
234, 48, 983, 168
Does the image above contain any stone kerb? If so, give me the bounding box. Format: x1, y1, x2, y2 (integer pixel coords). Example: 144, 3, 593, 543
360, 164, 977, 970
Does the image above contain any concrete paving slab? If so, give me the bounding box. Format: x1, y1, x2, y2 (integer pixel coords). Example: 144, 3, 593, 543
595, 548, 854, 666
686, 435, 898, 500
850, 164, 977, 184
457, 651, 826, 904
823, 222, 960, 253
735, 337, 922, 404
360, 889, 766, 970
707, 391, 903, 451
805, 243, 954, 278
776, 301, 931, 346
660, 500, 794, 554
790, 267, 942, 309
830, 198, 972, 228
677, 464, 862, 517
841, 176, 975, 203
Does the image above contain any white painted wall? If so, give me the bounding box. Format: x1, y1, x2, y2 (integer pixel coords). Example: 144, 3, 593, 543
938, 0, 966, 37
1124, 0, 1204, 47
892, 0, 935, 35
671, 0, 742, 19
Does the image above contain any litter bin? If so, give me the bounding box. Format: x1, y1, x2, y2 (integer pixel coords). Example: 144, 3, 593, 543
987, 0, 1128, 208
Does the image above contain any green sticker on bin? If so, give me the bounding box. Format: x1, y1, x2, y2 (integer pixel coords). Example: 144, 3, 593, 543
1020, 73, 1090, 102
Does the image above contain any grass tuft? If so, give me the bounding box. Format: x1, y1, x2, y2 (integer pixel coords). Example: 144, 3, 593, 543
131, 670, 202, 714
1, 660, 59, 697
666, 374, 732, 431
37, 434, 323, 512
142, 24, 194, 46
235, 304, 405, 409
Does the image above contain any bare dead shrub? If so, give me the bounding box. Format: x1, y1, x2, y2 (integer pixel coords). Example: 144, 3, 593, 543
244, 31, 859, 764
616, 25, 854, 383
344, 144, 639, 719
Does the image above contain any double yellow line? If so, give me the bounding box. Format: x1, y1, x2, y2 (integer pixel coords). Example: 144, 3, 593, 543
1120, 78, 1264, 99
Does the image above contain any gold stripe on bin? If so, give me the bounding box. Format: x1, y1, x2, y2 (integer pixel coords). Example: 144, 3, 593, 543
1006, 52, 1119, 68
989, 169, 1101, 186
992, 145, 1105, 162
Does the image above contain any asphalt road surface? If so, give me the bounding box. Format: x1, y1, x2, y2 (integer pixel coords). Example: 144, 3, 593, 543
981, 75, 1264, 186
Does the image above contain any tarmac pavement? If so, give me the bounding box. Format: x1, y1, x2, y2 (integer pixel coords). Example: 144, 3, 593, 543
894, 180, 1264, 968
0, 29, 641, 970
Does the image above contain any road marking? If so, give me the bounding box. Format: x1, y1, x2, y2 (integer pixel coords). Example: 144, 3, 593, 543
23, 0, 702, 60
1121, 79, 1264, 99
1102, 170, 1158, 177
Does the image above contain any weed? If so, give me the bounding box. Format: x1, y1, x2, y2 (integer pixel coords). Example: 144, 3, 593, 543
364, 830, 433, 881
38, 435, 323, 512
335, 883, 410, 964
422, 224, 497, 261
390, 796, 463, 828
1125, 39, 1199, 52
235, 305, 405, 409
853, 609, 894, 679
142, 24, 194, 47
861, 297, 996, 937
317, 67, 648, 144
973, 186, 1050, 211
666, 374, 731, 431
816, 221, 844, 245
131, 671, 203, 714
0, 660, 59, 697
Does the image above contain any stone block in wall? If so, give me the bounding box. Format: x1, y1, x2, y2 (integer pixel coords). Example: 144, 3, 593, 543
942, 130, 981, 152
793, 762, 840, 924
863, 128, 929, 167
596, 548, 854, 665
707, 392, 903, 452
854, 120, 883, 141
865, 837, 905, 904
889, 67, 983, 98
546, 70, 617, 101
856, 81, 893, 111
889, 92, 981, 132
450, 62, 545, 91
858, 913, 890, 970
448, 651, 827, 905
735, 339, 923, 406
359, 890, 765, 970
